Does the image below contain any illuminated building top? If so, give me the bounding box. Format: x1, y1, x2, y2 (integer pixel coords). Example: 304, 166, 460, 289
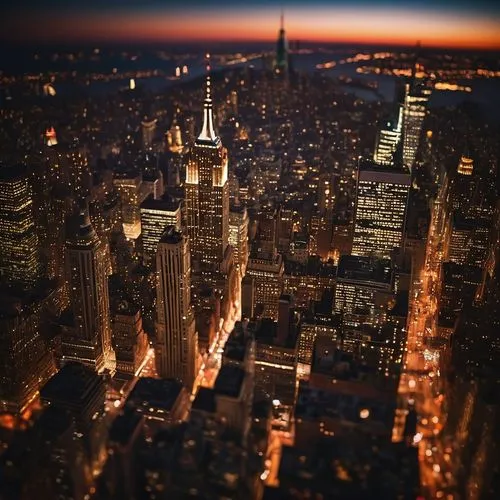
457, 155, 474, 176
196, 55, 220, 146
45, 127, 58, 147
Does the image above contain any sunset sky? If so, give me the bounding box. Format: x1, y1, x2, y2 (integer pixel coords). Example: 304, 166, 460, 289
2, 0, 500, 49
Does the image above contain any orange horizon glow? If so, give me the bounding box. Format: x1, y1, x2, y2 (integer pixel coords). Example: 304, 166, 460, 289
4, 7, 500, 50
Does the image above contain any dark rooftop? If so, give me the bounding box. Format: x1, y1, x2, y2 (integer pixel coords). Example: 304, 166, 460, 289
337, 255, 392, 285
140, 192, 181, 212
127, 377, 183, 412
40, 362, 102, 405
223, 322, 252, 364
214, 365, 245, 399
159, 225, 184, 244
109, 408, 143, 446
0, 164, 27, 181
192, 387, 217, 414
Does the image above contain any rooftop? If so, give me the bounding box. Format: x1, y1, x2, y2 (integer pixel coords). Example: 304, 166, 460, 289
109, 408, 143, 446
223, 322, 252, 363
40, 362, 102, 405
0, 164, 27, 182
140, 192, 181, 212
192, 387, 217, 414
159, 226, 184, 245
337, 255, 392, 285
127, 377, 183, 412
295, 382, 395, 430
214, 365, 245, 399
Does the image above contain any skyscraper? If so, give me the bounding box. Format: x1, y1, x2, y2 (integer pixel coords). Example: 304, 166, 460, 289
0, 165, 40, 288
185, 58, 229, 267
140, 193, 182, 266
275, 10, 288, 73
61, 203, 113, 372
374, 106, 403, 166
402, 79, 432, 170
229, 205, 249, 274
141, 117, 157, 150
352, 160, 410, 259
155, 226, 198, 390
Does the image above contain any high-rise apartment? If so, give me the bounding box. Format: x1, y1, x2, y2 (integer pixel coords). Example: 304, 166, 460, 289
155, 226, 198, 390
352, 160, 410, 259
185, 60, 229, 267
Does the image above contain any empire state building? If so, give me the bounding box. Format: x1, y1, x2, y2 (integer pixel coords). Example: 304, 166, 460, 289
186, 58, 229, 267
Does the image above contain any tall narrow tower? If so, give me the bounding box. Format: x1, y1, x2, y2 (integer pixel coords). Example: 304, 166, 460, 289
62, 202, 113, 372
275, 9, 288, 73
155, 226, 198, 390
185, 56, 229, 267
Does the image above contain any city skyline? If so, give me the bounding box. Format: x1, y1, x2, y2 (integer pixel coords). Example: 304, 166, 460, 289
0, 2, 499, 496
1, 1, 500, 49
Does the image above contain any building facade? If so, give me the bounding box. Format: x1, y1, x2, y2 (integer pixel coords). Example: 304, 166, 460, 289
352, 161, 410, 259
62, 205, 114, 372
0, 165, 40, 288
155, 227, 198, 390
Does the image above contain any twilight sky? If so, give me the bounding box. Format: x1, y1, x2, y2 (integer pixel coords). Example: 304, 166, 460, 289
1, 0, 500, 48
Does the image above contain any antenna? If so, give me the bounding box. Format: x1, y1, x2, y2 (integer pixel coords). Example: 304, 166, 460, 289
205, 52, 211, 101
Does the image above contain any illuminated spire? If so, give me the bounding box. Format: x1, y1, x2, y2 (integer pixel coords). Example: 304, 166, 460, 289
197, 53, 219, 144
280, 7, 284, 31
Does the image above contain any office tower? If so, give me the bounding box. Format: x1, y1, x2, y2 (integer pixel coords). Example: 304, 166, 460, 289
166, 113, 184, 154
246, 252, 284, 320
141, 117, 157, 150
89, 169, 124, 275
256, 208, 278, 254
112, 301, 149, 377
373, 105, 403, 166
283, 257, 337, 309
62, 203, 113, 372
0, 165, 40, 288
40, 362, 108, 473
185, 61, 230, 266
253, 318, 297, 406
446, 212, 491, 268
334, 255, 394, 328
317, 172, 337, 215
275, 10, 288, 73
43, 130, 91, 198
402, 79, 432, 169
0, 294, 56, 414
449, 153, 476, 214
155, 227, 197, 390
352, 160, 410, 259
228, 90, 238, 115
140, 193, 182, 266
297, 312, 342, 370
229, 205, 249, 274
113, 173, 145, 240
141, 154, 164, 200
277, 294, 294, 345
438, 262, 482, 329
